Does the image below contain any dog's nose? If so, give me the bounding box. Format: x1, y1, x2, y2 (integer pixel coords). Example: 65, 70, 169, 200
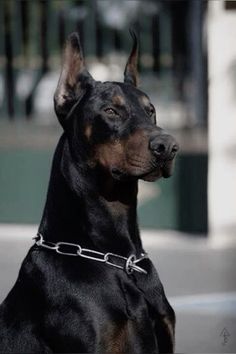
149, 134, 179, 160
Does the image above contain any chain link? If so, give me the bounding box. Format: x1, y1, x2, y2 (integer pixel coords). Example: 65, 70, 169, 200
33, 233, 148, 275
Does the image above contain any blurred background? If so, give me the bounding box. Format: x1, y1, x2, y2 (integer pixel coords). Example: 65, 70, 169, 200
0, 0, 236, 352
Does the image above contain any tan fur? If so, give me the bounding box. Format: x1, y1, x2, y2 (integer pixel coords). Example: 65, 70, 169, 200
84, 125, 92, 140
94, 129, 154, 176
103, 322, 129, 353
140, 95, 150, 107
112, 95, 126, 106
163, 316, 175, 351
95, 141, 125, 170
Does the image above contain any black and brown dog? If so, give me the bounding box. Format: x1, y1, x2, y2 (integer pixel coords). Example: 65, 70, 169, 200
0, 31, 178, 353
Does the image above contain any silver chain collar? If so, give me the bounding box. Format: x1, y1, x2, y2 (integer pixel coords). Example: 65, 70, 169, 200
33, 233, 148, 275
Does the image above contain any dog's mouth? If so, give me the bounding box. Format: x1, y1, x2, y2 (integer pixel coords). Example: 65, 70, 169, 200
139, 160, 174, 181
111, 158, 176, 182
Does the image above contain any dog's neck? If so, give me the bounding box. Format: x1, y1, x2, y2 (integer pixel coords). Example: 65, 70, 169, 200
39, 135, 143, 256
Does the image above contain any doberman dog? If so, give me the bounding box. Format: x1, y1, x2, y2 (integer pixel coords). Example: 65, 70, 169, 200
0, 31, 178, 353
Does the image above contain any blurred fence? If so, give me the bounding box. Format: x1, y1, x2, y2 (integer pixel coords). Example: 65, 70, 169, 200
0, 0, 209, 234
0, 0, 207, 127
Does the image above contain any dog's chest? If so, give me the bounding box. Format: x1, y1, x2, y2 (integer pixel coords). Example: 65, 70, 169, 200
42, 263, 158, 353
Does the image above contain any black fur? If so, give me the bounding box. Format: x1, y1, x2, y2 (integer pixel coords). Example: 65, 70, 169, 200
0, 32, 178, 353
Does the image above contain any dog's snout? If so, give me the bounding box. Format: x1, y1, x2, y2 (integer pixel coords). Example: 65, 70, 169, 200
149, 141, 166, 156
149, 135, 179, 160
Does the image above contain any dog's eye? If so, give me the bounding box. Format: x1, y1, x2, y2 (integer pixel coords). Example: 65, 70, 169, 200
148, 105, 155, 116
147, 105, 156, 123
104, 107, 117, 116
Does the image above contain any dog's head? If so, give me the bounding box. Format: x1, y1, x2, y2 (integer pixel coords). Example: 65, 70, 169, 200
54, 32, 178, 181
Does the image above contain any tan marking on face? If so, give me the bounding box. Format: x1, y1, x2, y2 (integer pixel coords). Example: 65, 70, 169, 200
95, 141, 125, 169
125, 129, 151, 162
140, 95, 150, 106
84, 125, 92, 140
112, 95, 126, 106
94, 129, 153, 176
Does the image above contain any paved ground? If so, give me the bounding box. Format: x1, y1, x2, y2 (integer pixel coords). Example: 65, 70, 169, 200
0, 225, 236, 353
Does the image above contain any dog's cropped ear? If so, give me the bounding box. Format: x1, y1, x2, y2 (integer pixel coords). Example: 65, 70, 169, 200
124, 29, 139, 87
54, 32, 94, 127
